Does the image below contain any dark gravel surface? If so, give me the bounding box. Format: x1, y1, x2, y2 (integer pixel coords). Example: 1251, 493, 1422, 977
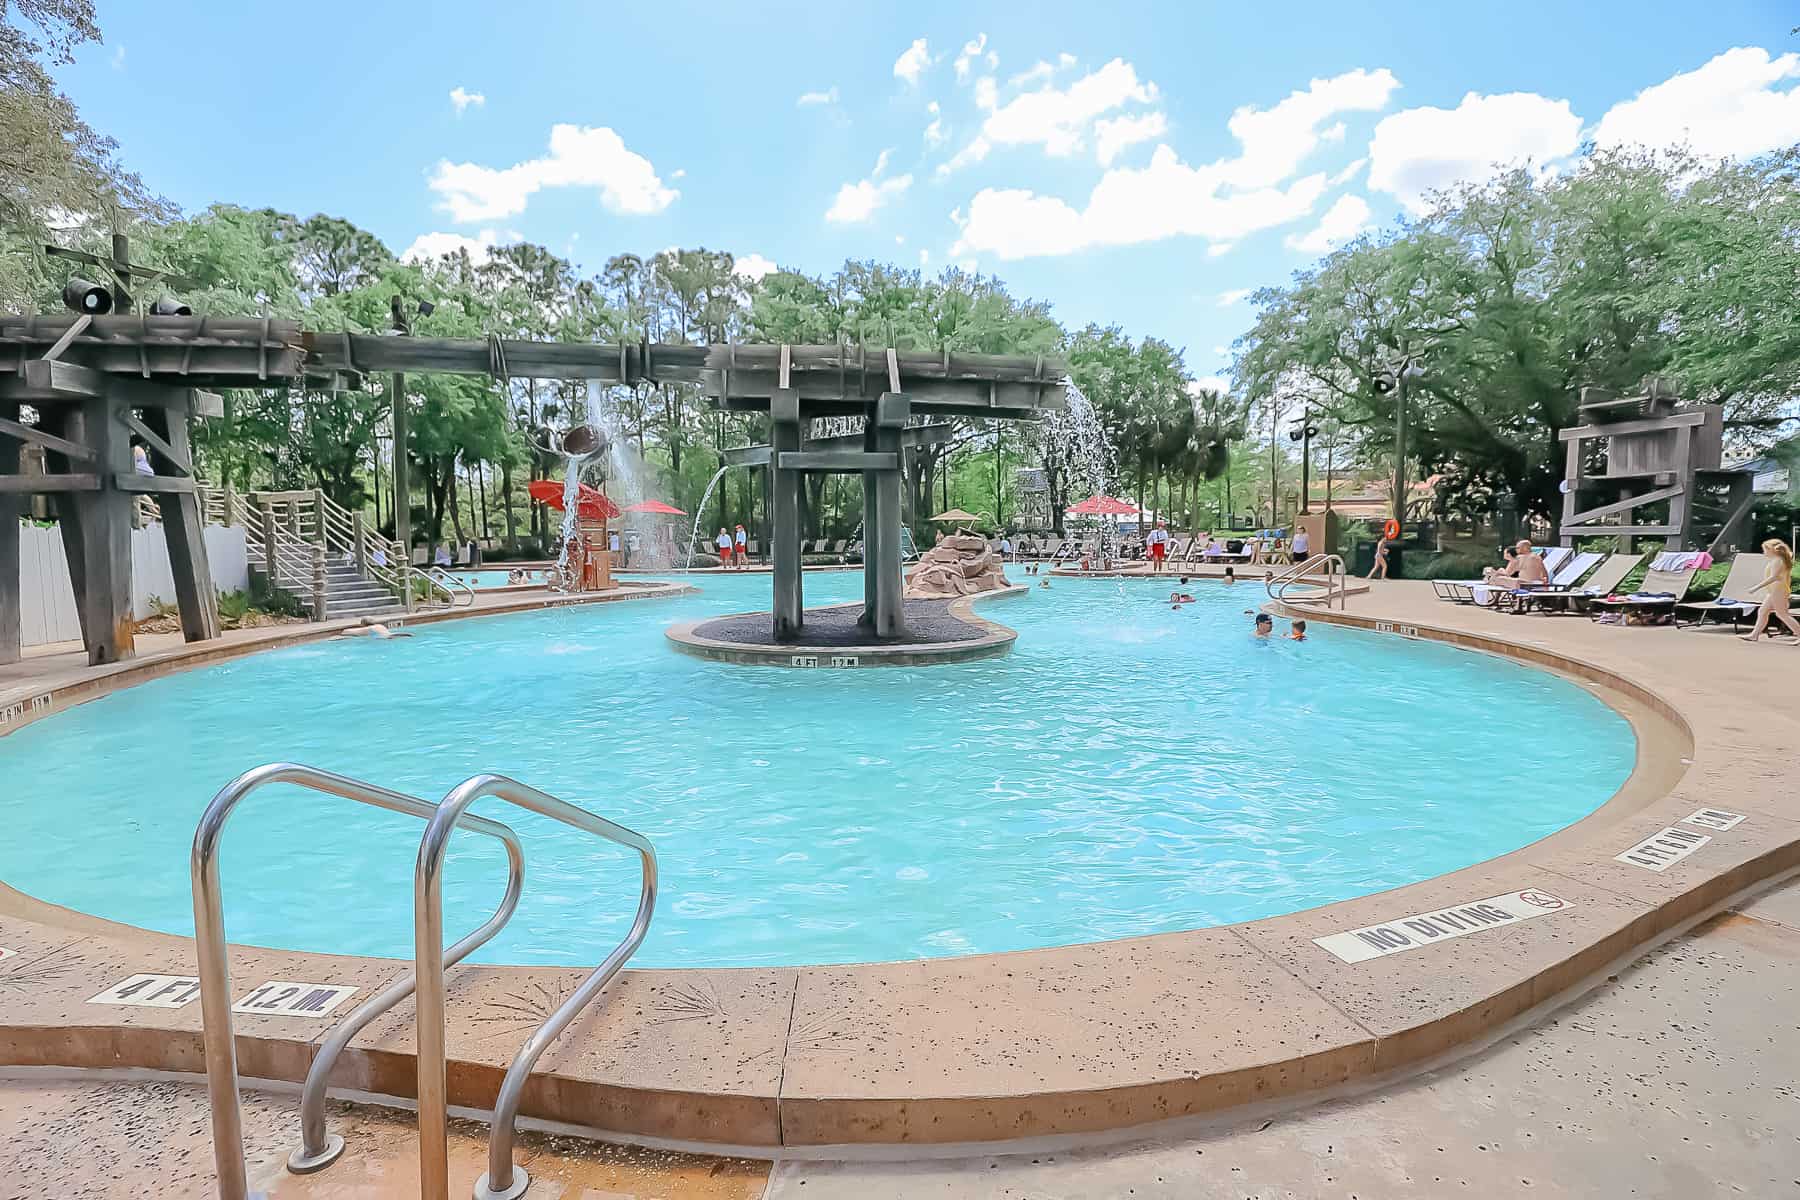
693, 599, 987, 646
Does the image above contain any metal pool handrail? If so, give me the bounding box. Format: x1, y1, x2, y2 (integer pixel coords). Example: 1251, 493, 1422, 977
191, 762, 527, 1200
1266, 552, 1348, 609
414, 773, 658, 1200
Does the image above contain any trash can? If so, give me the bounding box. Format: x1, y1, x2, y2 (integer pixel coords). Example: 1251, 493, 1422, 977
1352, 540, 1376, 575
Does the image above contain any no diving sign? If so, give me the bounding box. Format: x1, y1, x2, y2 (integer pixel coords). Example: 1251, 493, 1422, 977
1313, 888, 1572, 964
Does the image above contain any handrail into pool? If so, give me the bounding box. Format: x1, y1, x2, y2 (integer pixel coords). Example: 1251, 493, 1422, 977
1267, 552, 1348, 609
422, 566, 478, 608
414, 773, 658, 1200
191, 762, 528, 1200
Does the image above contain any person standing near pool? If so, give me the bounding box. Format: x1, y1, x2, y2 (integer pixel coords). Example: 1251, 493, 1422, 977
1368, 537, 1390, 580
1146, 519, 1170, 574
734, 523, 748, 568
1292, 525, 1310, 561
715, 527, 733, 568
1739, 538, 1800, 643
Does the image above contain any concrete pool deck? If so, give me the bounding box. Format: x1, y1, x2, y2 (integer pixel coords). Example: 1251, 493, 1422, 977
0, 578, 1794, 1164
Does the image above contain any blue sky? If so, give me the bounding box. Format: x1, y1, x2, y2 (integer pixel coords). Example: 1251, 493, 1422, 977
57, 1, 1800, 384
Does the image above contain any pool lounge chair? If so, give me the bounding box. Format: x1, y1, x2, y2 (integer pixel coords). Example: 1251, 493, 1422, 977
1504, 552, 1645, 615
1432, 546, 1576, 603
1491, 551, 1604, 611
1673, 553, 1769, 629
1584, 564, 1700, 620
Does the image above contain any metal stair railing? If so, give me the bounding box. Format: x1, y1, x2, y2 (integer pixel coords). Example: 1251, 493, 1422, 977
415, 774, 657, 1200
421, 566, 477, 608
191, 763, 527, 1200
1265, 552, 1348, 609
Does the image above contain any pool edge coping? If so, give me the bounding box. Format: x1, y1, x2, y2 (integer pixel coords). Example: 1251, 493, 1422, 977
3, 580, 1796, 1154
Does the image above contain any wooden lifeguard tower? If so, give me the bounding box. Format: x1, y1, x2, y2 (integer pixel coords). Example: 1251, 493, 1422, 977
1558, 378, 1754, 553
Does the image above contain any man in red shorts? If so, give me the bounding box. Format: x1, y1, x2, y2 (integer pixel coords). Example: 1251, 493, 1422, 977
1146, 519, 1170, 574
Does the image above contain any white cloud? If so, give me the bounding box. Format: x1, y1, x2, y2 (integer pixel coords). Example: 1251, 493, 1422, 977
1010, 61, 1057, 89
1095, 111, 1168, 165
1207, 242, 1235, 258
109, 44, 125, 70
918, 248, 931, 267
974, 76, 998, 112
894, 38, 931, 86
429, 124, 678, 222
924, 100, 947, 147
1285, 193, 1373, 254
980, 57, 1158, 156
401, 228, 518, 264
953, 146, 1329, 259
733, 253, 778, 282
1218, 68, 1398, 189
1594, 46, 1800, 161
935, 136, 991, 179
871, 148, 893, 177
954, 34, 990, 82
1216, 288, 1253, 307
826, 172, 913, 223
670, 168, 686, 180
449, 86, 485, 115
1369, 91, 1581, 213
797, 87, 839, 107
1330, 157, 1368, 186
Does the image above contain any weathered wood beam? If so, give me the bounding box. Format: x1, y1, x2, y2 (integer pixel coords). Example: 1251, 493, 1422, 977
0, 401, 18, 664
1566, 523, 1681, 536
113, 473, 196, 494
0, 473, 100, 492
117, 409, 192, 475
1563, 483, 1684, 527
1558, 411, 1707, 441
40, 313, 92, 362
0, 414, 96, 461
22, 358, 107, 397
776, 451, 901, 472
720, 445, 773, 467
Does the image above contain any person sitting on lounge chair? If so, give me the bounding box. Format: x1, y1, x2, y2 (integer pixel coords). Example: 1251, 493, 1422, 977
1483, 540, 1549, 590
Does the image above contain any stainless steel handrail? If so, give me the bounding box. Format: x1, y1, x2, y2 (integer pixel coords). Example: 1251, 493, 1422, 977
423, 566, 478, 608
191, 762, 527, 1200
414, 774, 657, 1200
1266, 552, 1348, 609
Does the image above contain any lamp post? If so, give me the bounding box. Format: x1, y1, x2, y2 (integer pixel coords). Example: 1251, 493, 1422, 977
387, 296, 434, 555
1374, 355, 1427, 528
1287, 407, 1319, 514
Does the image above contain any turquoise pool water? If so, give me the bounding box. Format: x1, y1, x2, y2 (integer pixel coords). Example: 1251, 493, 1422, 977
0, 575, 1635, 968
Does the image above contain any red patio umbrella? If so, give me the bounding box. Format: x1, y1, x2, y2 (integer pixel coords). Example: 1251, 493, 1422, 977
527, 478, 621, 521
623, 499, 688, 515
1066, 494, 1139, 516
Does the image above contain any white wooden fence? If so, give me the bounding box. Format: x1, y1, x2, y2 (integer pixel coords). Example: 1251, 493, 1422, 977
15, 522, 249, 647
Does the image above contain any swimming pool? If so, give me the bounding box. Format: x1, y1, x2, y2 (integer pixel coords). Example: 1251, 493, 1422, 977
0, 574, 1635, 968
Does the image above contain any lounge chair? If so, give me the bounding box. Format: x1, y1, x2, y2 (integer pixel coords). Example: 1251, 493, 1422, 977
1492, 552, 1603, 611
1433, 546, 1575, 603
831, 539, 848, 554
1674, 553, 1769, 629
1585, 563, 1701, 621
1505, 552, 1644, 615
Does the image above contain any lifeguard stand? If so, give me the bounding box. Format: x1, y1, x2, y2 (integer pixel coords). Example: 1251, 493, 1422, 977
1558, 378, 1754, 553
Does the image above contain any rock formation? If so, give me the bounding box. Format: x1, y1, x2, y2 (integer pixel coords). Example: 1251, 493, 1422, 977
905, 531, 1010, 599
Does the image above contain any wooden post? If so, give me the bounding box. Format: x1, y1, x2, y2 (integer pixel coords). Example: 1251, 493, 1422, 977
311, 542, 327, 620
72, 386, 135, 663
352, 512, 369, 578
862, 391, 910, 639
770, 389, 804, 641
259, 501, 278, 590
392, 371, 411, 556
140, 397, 221, 643
0, 401, 19, 664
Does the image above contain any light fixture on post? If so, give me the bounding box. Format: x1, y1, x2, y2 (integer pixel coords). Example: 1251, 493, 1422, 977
62, 277, 114, 314
150, 296, 194, 317
1373, 355, 1429, 528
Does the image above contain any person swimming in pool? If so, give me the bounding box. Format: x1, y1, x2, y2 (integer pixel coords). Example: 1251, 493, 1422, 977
1253, 612, 1273, 638
1223, 566, 1237, 585
339, 616, 412, 639
1288, 618, 1307, 641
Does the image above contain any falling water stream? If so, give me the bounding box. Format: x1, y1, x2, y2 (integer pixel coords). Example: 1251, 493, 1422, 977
684, 465, 732, 571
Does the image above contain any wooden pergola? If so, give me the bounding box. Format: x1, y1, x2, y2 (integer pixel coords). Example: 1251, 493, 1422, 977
1, 314, 1064, 661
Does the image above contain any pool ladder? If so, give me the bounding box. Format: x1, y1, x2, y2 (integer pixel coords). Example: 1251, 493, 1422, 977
191, 763, 657, 1200
1265, 552, 1349, 609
